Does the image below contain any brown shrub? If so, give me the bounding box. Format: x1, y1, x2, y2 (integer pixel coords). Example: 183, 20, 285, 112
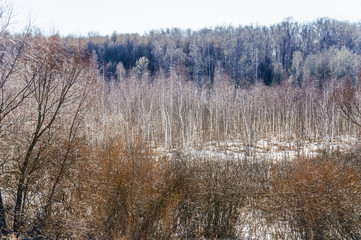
264, 153, 361, 239
169, 153, 270, 239
71, 138, 271, 239
74, 134, 187, 240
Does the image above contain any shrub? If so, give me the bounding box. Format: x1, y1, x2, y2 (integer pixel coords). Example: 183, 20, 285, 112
265, 153, 361, 239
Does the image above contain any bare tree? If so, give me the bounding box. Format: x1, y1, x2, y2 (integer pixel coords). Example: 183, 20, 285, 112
0, 4, 33, 234
0, 34, 96, 237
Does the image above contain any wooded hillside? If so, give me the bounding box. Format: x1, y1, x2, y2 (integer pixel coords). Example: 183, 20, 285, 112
86, 18, 361, 88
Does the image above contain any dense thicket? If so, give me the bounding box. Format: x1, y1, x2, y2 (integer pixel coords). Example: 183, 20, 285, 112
85, 18, 361, 87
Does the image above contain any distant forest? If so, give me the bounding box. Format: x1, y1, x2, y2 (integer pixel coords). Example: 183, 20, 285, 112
85, 18, 361, 87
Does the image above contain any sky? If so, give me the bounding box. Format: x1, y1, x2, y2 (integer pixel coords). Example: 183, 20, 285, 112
9, 0, 361, 36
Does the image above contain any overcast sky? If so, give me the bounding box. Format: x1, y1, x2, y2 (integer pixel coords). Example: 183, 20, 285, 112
10, 0, 361, 36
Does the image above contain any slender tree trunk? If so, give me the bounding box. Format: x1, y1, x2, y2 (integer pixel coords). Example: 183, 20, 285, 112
14, 155, 33, 232
14, 119, 42, 232
178, 86, 185, 147
0, 189, 7, 235
13, 176, 25, 233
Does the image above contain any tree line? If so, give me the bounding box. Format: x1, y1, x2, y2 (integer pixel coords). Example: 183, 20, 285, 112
85, 18, 361, 87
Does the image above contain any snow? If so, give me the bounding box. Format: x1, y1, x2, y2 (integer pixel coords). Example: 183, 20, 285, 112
154, 135, 360, 162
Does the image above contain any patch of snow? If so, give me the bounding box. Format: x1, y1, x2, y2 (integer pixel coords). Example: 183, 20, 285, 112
154, 135, 360, 162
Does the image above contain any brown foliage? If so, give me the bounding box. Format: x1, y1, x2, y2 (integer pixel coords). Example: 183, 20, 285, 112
75, 134, 186, 240
70, 133, 272, 239
265, 153, 361, 239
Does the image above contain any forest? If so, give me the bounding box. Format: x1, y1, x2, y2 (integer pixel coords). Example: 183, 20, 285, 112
0, 2, 361, 239
87, 17, 361, 88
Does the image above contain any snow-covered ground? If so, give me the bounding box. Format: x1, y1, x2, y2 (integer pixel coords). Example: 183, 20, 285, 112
155, 135, 360, 162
